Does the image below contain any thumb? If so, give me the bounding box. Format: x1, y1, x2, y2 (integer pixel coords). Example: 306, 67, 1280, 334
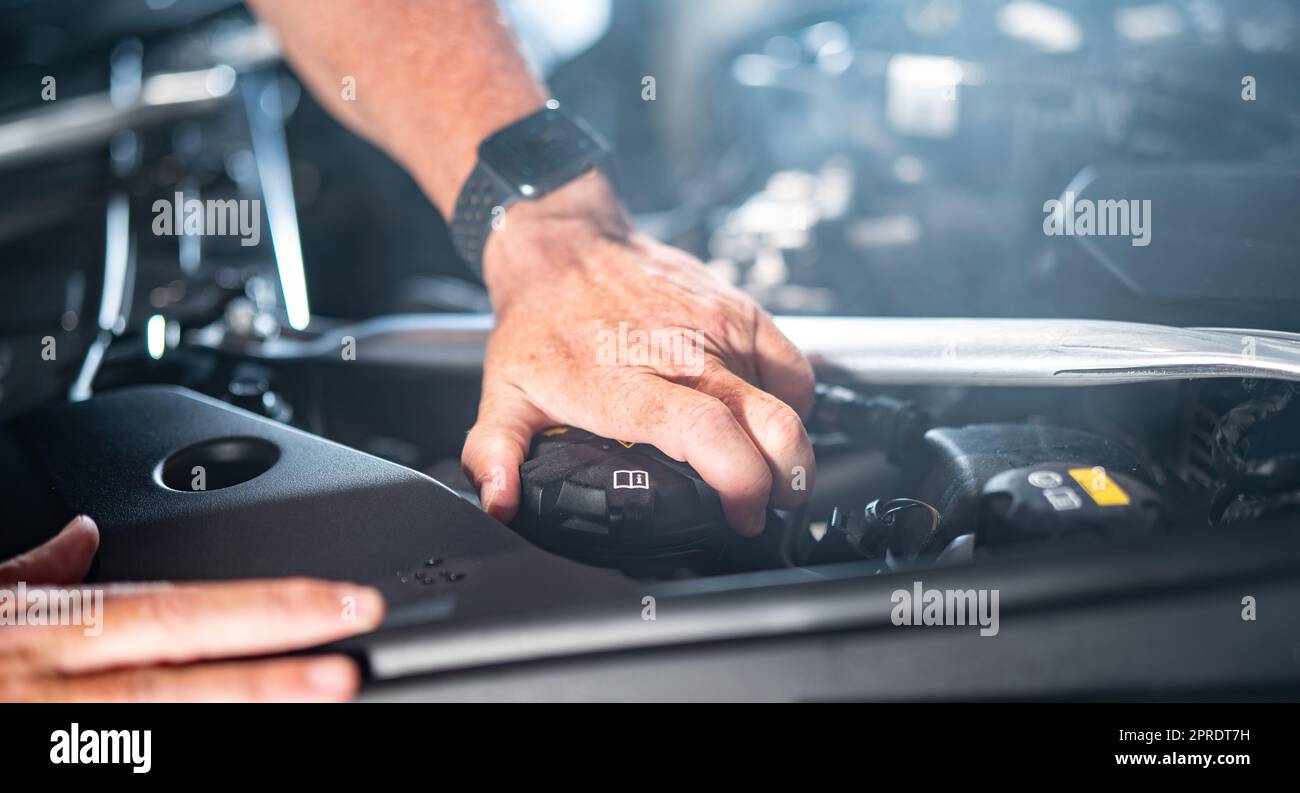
0, 515, 99, 585
462, 388, 549, 524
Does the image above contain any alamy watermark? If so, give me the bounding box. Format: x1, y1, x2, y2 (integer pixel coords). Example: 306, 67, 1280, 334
0, 583, 103, 636
50, 723, 151, 774
152, 192, 261, 247
596, 321, 707, 376
891, 581, 999, 637
1043, 191, 1151, 247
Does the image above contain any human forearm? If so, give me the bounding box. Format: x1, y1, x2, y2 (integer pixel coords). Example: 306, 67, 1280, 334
246, 0, 548, 216
246, 0, 816, 535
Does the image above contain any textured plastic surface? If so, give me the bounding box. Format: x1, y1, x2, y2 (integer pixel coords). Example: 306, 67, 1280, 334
911, 424, 1148, 542
980, 463, 1161, 547
515, 426, 791, 574
6, 386, 632, 620
519, 428, 724, 541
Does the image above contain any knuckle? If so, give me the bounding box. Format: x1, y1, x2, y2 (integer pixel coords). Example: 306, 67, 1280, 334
741, 463, 774, 501
267, 578, 337, 616
681, 398, 736, 448
138, 588, 198, 630
591, 363, 634, 394
462, 421, 494, 455
761, 403, 809, 456
794, 374, 817, 413
694, 363, 739, 399
791, 359, 816, 395
261, 586, 305, 620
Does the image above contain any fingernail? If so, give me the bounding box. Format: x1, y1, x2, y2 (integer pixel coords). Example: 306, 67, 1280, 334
480, 484, 497, 514
745, 512, 766, 537
305, 656, 358, 695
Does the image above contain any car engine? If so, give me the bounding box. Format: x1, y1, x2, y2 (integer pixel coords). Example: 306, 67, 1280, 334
1, 0, 1298, 701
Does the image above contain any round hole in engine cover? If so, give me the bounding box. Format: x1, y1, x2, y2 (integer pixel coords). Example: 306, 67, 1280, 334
514, 426, 730, 568
157, 436, 280, 492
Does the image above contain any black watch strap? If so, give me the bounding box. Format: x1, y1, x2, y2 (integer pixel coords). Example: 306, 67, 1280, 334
450, 163, 515, 277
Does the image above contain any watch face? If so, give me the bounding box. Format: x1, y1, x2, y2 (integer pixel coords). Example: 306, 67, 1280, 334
478, 108, 607, 196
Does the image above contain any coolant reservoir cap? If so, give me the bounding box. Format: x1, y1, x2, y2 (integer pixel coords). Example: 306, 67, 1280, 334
979, 463, 1161, 546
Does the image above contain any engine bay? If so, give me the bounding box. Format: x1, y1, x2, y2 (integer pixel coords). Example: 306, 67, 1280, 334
2, 0, 1299, 700
7, 313, 1300, 590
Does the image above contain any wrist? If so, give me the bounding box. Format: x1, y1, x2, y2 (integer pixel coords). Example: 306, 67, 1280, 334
481, 171, 632, 303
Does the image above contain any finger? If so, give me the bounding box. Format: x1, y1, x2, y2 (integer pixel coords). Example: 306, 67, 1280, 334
694, 367, 815, 509
462, 384, 551, 524
577, 373, 772, 536
28, 655, 360, 703
30, 578, 384, 675
0, 516, 99, 586
754, 316, 816, 418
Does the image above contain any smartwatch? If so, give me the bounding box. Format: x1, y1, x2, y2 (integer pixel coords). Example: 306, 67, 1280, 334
450, 99, 609, 275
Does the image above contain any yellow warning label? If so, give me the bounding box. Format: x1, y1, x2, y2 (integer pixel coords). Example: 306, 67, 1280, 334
615, 440, 636, 449
541, 426, 569, 437
1068, 467, 1130, 506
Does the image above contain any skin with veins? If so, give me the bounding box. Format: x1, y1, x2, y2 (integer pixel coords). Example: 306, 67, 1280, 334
247, 0, 819, 533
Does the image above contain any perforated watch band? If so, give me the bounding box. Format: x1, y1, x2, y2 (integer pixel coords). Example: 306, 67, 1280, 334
450, 163, 515, 277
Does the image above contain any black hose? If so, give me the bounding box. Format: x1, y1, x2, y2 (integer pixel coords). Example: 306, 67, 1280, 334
1211, 382, 1300, 494
809, 383, 929, 463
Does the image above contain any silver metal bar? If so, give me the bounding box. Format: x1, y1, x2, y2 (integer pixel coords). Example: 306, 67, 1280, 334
242, 72, 311, 331
195, 314, 492, 371
194, 314, 1300, 386
71, 192, 135, 403
96, 193, 132, 333
69, 41, 145, 404
777, 317, 1300, 386
0, 67, 237, 168
0, 24, 279, 169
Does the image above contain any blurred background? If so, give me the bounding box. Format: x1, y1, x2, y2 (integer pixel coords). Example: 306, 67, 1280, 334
0, 0, 1298, 419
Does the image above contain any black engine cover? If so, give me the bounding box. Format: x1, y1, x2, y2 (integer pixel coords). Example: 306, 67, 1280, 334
2, 386, 633, 620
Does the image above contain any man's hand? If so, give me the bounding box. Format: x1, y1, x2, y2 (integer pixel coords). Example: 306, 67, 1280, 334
462, 177, 816, 536
242, 2, 818, 533
0, 517, 384, 702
